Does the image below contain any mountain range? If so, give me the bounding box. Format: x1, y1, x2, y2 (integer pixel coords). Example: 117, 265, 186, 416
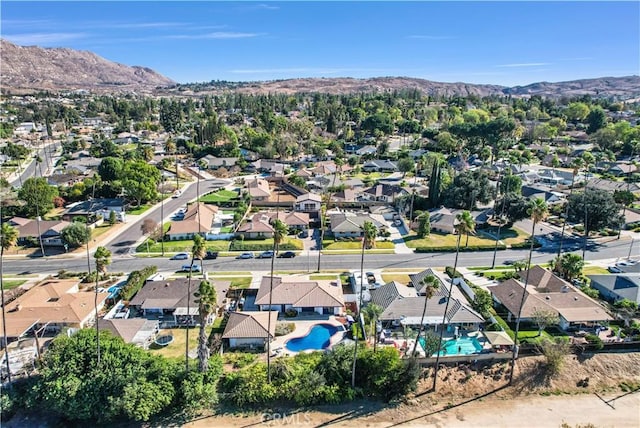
2, 39, 639, 99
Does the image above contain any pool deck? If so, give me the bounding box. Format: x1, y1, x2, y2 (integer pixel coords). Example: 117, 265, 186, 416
271, 316, 347, 356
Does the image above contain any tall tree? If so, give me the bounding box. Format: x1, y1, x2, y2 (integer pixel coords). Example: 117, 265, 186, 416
456, 210, 476, 247
93, 246, 111, 365
267, 218, 288, 382
509, 198, 548, 385
352, 221, 377, 388
552, 253, 584, 282
433, 211, 475, 391
195, 280, 217, 372
140, 218, 158, 255
186, 234, 206, 372
0, 221, 18, 383
557, 158, 583, 257
17, 177, 58, 218
567, 188, 622, 250
411, 275, 439, 357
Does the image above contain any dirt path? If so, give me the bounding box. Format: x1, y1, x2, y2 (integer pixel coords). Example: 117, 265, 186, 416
186, 392, 640, 428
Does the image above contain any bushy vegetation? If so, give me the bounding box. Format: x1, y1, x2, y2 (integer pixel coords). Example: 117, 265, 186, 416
415, 244, 506, 253
120, 265, 157, 301
7, 329, 222, 423
220, 345, 420, 407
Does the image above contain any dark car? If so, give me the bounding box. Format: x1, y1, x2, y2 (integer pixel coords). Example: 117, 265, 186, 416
204, 251, 219, 260
278, 251, 296, 258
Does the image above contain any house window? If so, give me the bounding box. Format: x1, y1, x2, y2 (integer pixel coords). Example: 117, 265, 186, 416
47, 297, 60, 302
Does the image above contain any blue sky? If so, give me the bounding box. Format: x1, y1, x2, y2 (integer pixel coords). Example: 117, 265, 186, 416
2, 1, 638, 86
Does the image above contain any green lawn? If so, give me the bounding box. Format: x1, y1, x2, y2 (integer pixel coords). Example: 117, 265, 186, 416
139, 240, 231, 253
149, 327, 211, 359
199, 189, 239, 203
210, 276, 252, 289
91, 225, 112, 239
582, 266, 609, 276
478, 227, 528, 245
128, 204, 152, 215
322, 240, 395, 250
1, 280, 26, 289
405, 228, 526, 249
309, 274, 339, 280
381, 274, 411, 284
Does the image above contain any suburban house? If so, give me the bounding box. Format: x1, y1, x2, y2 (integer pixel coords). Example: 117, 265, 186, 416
251, 159, 285, 175
429, 207, 456, 234
489, 267, 613, 330
10, 217, 71, 247
331, 188, 360, 204
245, 177, 272, 201
362, 159, 399, 173
355, 145, 377, 156
63, 198, 127, 222
0, 279, 109, 343
328, 212, 387, 238
99, 319, 159, 349
360, 183, 408, 203
608, 162, 638, 176
237, 213, 275, 238
129, 278, 227, 326
587, 273, 640, 305
294, 193, 322, 213
255, 276, 344, 315
200, 155, 238, 170
167, 202, 219, 240
521, 185, 564, 204
264, 210, 310, 232
372, 269, 484, 331
588, 178, 640, 196
221, 311, 278, 350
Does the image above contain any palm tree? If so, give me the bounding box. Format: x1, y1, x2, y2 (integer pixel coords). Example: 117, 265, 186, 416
93, 246, 111, 366
186, 234, 206, 372
433, 211, 475, 391
0, 221, 18, 383
267, 219, 288, 382
557, 158, 583, 257
352, 221, 377, 388
362, 303, 383, 351
411, 275, 439, 357
195, 280, 217, 372
509, 197, 548, 385
457, 210, 476, 247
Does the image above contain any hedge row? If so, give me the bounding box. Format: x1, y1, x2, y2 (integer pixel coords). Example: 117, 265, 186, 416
510, 239, 541, 249
415, 244, 507, 253
229, 242, 297, 251
487, 308, 515, 340
121, 266, 157, 301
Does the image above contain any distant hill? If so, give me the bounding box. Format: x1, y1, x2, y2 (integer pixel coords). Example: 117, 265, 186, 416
2, 39, 638, 99
172, 76, 640, 99
0, 39, 175, 92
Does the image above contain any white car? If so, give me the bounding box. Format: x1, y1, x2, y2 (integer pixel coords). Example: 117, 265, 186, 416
615, 260, 637, 268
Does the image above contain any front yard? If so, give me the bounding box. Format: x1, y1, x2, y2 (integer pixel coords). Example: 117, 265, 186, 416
199, 189, 239, 203
322, 239, 395, 250
139, 239, 231, 253
404, 227, 527, 249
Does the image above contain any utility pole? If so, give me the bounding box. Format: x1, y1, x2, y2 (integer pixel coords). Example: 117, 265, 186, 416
160, 175, 165, 256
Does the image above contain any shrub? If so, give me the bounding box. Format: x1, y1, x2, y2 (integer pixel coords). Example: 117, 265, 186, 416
120, 266, 157, 301
415, 244, 507, 253
284, 309, 298, 318
275, 322, 296, 336
585, 333, 604, 350
510, 238, 542, 249
445, 266, 462, 278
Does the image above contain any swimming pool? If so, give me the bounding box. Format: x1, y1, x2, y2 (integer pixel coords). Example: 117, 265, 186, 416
419, 336, 483, 356
285, 323, 343, 352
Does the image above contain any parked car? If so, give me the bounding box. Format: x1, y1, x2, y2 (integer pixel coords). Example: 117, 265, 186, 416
278, 251, 296, 258
181, 264, 201, 272
170, 252, 189, 260
172, 190, 182, 199
607, 266, 623, 273
204, 251, 219, 260
615, 260, 637, 268
257, 250, 274, 259
236, 252, 254, 259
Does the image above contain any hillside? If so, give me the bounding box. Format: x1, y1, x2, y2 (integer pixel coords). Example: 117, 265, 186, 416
1, 39, 639, 98
0, 39, 175, 92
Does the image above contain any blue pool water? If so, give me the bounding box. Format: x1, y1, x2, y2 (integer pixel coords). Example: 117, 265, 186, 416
286, 323, 342, 352
419, 337, 483, 356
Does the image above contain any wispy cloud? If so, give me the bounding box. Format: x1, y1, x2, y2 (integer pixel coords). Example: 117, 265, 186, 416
167, 32, 262, 40
497, 62, 552, 68
1, 19, 54, 28
3, 32, 87, 45
236, 3, 280, 11
102, 21, 187, 29
406, 35, 452, 40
